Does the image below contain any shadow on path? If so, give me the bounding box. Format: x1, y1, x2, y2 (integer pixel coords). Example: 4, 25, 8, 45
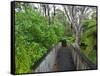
53, 45, 76, 71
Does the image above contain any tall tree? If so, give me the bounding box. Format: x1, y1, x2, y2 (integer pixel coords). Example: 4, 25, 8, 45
63, 5, 95, 46
41, 4, 47, 16
53, 4, 56, 16
47, 5, 50, 25
40, 4, 51, 25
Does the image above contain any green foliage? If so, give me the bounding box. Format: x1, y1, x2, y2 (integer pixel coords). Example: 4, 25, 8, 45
63, 36, 75, 44
80, 19, 97, 64
66, 37, 75, 44
15, 7, 65, 74
16, 41, 47, 73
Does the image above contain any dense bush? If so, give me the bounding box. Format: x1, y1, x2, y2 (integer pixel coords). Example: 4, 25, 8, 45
15, 8, 65, 74
80, 19, 97, 63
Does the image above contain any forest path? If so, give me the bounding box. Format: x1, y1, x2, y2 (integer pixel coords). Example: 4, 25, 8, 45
53, 45, 76, 71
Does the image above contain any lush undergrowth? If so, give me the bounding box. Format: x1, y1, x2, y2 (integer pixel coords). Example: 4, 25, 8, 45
15, 9, 65, 74
80, 19, 97, 64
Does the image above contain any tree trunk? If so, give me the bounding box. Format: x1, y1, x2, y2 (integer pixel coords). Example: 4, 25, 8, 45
75, 29, 81, 45
53, 5, 56, 16
47, 5, 50, 25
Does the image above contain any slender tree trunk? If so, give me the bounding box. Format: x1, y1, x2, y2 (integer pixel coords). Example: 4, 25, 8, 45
53, 5, 56, 16
52, 5, 56, 24
41, 4, 46, 16
47, 5, 50, 25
